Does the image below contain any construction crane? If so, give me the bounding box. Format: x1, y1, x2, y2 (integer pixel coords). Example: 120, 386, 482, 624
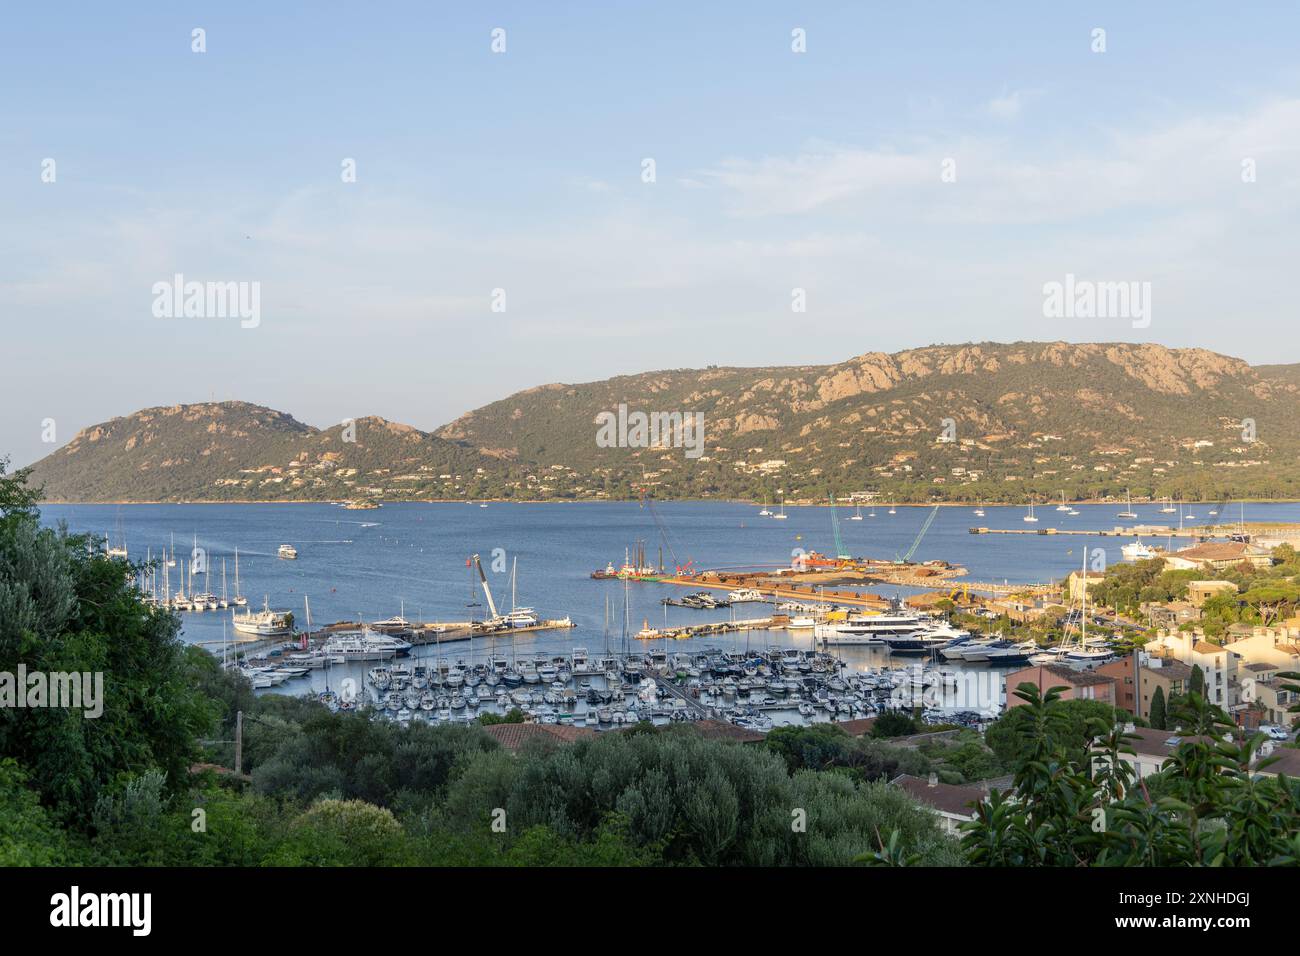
829, 493, 850, 560
638, 487, 681, 572
471, 553, 499, 619
896, 505, 940, 564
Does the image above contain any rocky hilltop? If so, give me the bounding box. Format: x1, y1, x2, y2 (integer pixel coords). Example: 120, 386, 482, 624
26, 343, 1300, 502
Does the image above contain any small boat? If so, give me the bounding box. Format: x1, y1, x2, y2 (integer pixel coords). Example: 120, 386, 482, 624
1056, 491, 1071, 512
771, 494, 788, 520
278, 544, 298, 560
759, 496, 772, 517
1023, 500, 1038, 523
849, 504, 863, 521
1117, 490, 1138, 520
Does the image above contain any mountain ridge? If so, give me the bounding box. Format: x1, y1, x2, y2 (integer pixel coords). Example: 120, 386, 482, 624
24, 342, 1300, 503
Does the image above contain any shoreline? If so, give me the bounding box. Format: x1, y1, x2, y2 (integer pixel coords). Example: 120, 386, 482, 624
38, 497, 1300, 507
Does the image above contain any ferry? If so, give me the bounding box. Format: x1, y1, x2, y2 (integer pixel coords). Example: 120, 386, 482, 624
278, 544, 298, 560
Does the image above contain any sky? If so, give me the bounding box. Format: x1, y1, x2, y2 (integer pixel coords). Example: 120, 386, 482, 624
3, 1, 1300, 467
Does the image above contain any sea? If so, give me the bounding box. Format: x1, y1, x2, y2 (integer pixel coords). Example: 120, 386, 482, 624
38, 500, 1300, 719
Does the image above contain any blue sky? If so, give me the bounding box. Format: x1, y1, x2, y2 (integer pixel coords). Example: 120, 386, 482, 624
3, 1, 1300, 466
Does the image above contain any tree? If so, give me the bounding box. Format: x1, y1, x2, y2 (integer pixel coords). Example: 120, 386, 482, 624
1149, 686, 1167, 730
0, 466, 216, 823
1189, 665, 1205, 699
872, 711, 919, 738
265, 798, 408, 866
961, 682, 1300, 866
984, 692, 1122, 770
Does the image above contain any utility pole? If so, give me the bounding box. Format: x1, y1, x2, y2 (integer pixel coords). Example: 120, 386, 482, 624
234, 710, 243, 776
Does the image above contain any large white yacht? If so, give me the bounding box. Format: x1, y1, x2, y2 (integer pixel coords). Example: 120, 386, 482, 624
815, 611, 967, 654
232, 600, 293, 637
319, 630, 411, 661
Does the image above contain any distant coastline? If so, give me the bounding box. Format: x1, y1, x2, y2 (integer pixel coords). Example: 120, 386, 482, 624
37, 496, 1300, 507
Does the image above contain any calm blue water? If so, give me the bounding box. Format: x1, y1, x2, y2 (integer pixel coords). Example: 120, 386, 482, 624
39, 500, 1300, 677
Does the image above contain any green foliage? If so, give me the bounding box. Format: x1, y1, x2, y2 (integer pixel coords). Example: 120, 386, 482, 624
265, 798, 409, 867
1150, 686, 1167, 731
962, 683, 1300, 866
0, 466, 216, 823
872, 711, 919, 738
0, 758, 69, 865
984, 690, 1125, 769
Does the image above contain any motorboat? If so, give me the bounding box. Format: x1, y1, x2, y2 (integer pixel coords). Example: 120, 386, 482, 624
1121, 538, 1159, 561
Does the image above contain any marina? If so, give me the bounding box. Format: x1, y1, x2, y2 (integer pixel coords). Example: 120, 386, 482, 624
51, 497, 1300, 733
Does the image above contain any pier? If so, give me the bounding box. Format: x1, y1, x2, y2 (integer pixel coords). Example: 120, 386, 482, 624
652, 675, 712, 717
968, 523, 1261, 538
638, 616, 779, 641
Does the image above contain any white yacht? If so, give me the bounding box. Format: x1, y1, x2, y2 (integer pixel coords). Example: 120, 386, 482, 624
278, 544, 298, 560
319, 630, 410, 661
1121, 539, 1158, 561
729, 588, 765, 603
232, 600, 293, 637
506, 607, 539, 628
815, 612, 965, 654
370, 610, 412, 633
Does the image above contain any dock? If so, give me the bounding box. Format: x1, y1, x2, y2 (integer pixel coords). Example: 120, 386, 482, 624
638, 617, 779, 641
971, 525, 1229, 537
652, 676, 712, 717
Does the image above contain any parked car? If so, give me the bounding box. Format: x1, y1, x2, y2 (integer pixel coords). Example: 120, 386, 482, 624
1259, 724, 1291, 741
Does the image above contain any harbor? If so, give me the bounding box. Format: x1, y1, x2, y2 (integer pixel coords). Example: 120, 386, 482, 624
53, 497, 1300, 735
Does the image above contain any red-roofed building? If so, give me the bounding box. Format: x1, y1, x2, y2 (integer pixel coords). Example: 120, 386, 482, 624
1005, 663, 1116, 707
482, 722, 596, 754
890, 773, 989, 834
